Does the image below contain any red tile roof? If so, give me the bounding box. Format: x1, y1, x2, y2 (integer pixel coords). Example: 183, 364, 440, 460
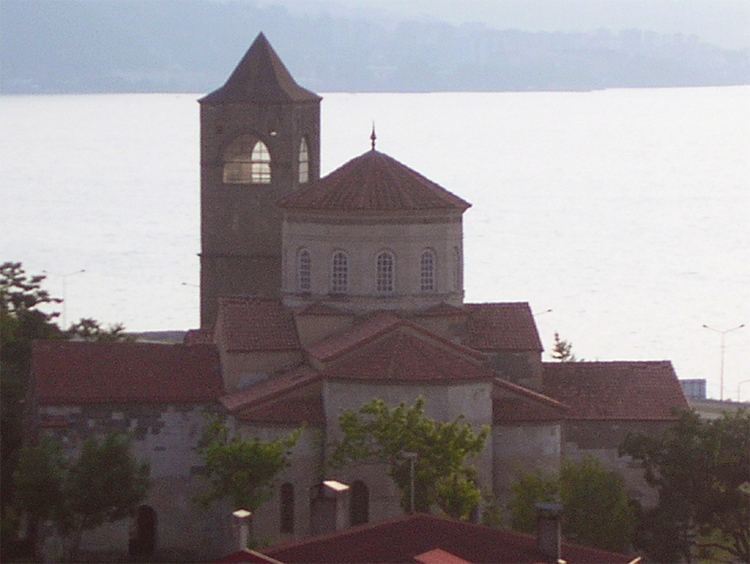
296, 302, 352, 316
325, 330, 494, 383
261, 513, 632, 563
220, 366, 320, 413
217, 297, 300, 352
308, 312, 485, 364
278, 150, 471, 212
200, 33, 320, 105
32, 341, 223, 405
543, 361, 688, 420
238, 396, 325, 426
492, 378, 569, 423
463, 303, 543, 352
414, 303, 469, 317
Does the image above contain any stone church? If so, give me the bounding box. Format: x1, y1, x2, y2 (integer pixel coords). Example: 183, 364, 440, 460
31, 33, 688, 561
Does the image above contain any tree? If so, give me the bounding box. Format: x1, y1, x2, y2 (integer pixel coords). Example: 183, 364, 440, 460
508, 457, 637, 552
331, 397, 489, 519
197, 417, 300, 511
621, 409, 750, 563
1, 262, 64, 554
66, 317, 134, 342
551, 332, 577, 362
13, 434, 150, 560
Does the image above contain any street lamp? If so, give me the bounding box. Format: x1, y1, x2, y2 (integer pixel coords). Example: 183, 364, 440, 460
402, 451, 418, 514
43, 269, 86, 328
702, 323, 745, 401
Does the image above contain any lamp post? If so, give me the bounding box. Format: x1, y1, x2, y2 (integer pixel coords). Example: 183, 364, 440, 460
702, 323, 745, 401
43, 269, 86, 329
403, 451, 418, 514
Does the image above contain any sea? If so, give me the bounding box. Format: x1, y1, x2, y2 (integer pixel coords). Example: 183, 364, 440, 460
1, 87, 748, 400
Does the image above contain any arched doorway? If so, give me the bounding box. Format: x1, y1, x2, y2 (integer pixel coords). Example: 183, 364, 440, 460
350, 481, 369, 526
129, 505, 157, 558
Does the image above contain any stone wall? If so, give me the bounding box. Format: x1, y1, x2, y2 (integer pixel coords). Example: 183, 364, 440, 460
37, 402, 232, 561
281, 212, 464, 313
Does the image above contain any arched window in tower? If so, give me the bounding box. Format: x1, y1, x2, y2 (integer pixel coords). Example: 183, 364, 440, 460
376, 251, 395, 294
251, 141, 272, 184
350, 481, 369, 526
298, 137, 310, 184
331, 251, 348, 294
420, 249, 436, 292
297, 248, 311, 292
280, 483, 295, 534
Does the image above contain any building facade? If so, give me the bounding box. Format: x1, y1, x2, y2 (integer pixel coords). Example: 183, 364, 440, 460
31, 33, 689, 561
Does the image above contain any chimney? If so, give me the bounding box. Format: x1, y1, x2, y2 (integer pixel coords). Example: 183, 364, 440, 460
535, 502, 563, 562
309, 480, 350, 535
232, 509, 252, 550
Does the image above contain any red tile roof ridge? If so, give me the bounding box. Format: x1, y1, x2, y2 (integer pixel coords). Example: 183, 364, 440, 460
278, 150, 471, 212
261, 512, 632, 563
220, 365, 320, 413
308, 312, 486, 364
493, 378, 569, 411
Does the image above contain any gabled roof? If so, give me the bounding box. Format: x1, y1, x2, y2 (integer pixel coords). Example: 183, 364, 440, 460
543, 361, 688, 420
217, 297, 300, 352
32, 341, 223, 405
237, 396, 325, 426
306, 312, 402, 362
463, 303, 543, 352
492, 378, 569, 423
200, 33, 320, 104
325, 330, 494, 383
296, 302, 352, 317
278, 150, 471, 212
414, 302, 468, 317
220, 365, 320, 413
260, 513, 632, 563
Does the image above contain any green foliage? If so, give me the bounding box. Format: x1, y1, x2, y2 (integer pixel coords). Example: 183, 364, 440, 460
508, 472, 558, 532
559, 458, 636, 552
508, 457, 636, 552
621, 409, 750, 562
13, 434, 149, 560
66, 317, 134, 342
551, 331, 576, 362
197, 417, 300, 511
331, 397, 489, 519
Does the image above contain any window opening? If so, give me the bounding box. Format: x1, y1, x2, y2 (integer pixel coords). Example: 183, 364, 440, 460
298, 137, 309, 184
420, 249, 435, 292
331, 251, 348, 294
350, 481, 369, 526
297, 249, 311, 292
251, 141, 271, 184
376, 251, 394, 294
280, 483, 295, 533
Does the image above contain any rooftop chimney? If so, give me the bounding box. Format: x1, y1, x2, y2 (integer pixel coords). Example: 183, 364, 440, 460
233, 509, 252, 551
310, 480, 350, 535
535, 502, 563, 562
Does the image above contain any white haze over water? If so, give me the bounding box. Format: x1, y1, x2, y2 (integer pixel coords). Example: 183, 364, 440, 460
1, 88, 748, 399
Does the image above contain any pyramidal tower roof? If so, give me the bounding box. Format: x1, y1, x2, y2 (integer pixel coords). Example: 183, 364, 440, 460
200, 32, 320, 104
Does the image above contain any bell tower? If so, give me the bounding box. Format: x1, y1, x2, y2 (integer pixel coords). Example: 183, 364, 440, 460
198, 33, 321, 327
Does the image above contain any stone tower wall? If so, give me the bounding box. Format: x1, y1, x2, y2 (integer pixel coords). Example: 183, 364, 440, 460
200, 100, 320, 326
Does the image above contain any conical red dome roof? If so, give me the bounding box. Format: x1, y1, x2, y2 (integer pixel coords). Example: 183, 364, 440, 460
278, 150, 471, 212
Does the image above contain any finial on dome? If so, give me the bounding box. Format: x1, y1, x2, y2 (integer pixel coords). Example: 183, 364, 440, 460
370, 122, 376, 151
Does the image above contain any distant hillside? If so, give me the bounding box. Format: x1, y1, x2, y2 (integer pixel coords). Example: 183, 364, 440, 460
2, 0, 748, 94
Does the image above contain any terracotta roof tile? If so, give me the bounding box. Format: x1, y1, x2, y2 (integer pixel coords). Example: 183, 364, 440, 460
217, 297, 300, 352
220, 366, 320, 412
307, 312, 403, 361
200, 33, 320, 104
414, 302, 468, 317
262, 513, 632, 563
238, 396, 325, 426
32, 341, 223, 405
278, 150, 471, 212
543, 361, 688, 420
463, 303, 543, 352
325, 330, 493, 383
296, 302, 352, 316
